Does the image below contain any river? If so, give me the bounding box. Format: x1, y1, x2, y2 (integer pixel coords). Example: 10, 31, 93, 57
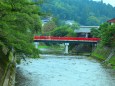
15, 54, 115, 86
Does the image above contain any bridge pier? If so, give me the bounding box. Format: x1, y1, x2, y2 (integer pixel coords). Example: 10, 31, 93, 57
95, 44, 97, 46
85, 33, 88, 38
64, 43, 69, 54
34, 42, 39, 49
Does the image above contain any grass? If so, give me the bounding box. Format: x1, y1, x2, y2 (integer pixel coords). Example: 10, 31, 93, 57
38, 45, 64, 54
92, 52, 106, 61
38, 46, 50, 48
38, 45, 64, 50
91, 44, 115, 69
108, 55, 115, 66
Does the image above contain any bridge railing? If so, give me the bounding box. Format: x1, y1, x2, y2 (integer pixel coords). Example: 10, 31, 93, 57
34, 36, 100, 42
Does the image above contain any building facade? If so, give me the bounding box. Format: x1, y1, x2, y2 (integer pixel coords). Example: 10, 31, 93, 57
74, 26, 99, 38
107, 18, 115, 25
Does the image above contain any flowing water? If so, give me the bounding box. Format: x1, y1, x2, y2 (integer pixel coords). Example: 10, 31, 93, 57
16, 54, 115, 86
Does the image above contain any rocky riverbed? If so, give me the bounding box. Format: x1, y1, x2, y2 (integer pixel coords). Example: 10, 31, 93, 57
16, 54, 115, 86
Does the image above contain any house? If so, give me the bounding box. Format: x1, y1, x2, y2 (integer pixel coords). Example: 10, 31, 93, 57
65, 20, 74, 25
42, 17, 52, 26
74, 26, 99, 38
107, 18, 115, 25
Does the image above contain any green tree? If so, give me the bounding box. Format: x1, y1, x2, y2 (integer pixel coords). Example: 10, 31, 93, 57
0, 0, 42, 58
90, 28, 99, 37
41, 0, 115, 25
91, 22, 115, 47
86, 16, 100, 25
51, 25, 76, 37
42, 20, 57, 35
100, 23, 115, 47
69, 21, 79, 30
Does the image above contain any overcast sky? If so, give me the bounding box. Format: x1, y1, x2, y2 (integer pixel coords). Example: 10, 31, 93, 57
94, 0, 115, 7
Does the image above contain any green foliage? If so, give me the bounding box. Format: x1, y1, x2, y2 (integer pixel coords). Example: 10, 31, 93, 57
0, 0, 42, 58
108, 55, 115, 67
91, 44, 111, 61
69, 21, 80, 30
99, 23, 115, 47
51, 25, 76, 37
90, 28, 100, 37
91, 22, 115, 68
91, 22, 115, 47
51, 17, 65, 26
41, 0, 115, 25
92, 44, 115, 68
86, 16, 100, 25
42, 20, 57, 35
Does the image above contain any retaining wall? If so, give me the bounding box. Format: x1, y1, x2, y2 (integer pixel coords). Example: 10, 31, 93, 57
0, 47, 16, 86
91, 44, 115, 68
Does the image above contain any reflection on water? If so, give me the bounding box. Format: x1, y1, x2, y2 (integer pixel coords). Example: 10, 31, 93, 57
16, 54, 115, 86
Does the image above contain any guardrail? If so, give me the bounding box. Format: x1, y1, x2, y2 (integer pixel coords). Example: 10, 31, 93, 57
34, 36, 100, 42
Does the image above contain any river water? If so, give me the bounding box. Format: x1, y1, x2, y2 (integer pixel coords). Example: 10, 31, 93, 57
16, 54, 115, 86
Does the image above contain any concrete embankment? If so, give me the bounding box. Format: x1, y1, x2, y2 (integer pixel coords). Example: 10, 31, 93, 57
91, 44, 115, 69
0, 47, 16, 86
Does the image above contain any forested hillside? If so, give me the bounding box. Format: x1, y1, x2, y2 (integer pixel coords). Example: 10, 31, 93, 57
41, 0, 115, 25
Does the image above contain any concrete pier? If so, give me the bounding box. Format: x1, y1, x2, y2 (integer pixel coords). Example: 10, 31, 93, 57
34, 42, 39, 49
65, 43, 69, 54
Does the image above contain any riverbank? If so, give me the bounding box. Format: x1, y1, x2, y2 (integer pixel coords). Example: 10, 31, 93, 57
38, 45, 64, 54
38, 44, 91, 55
38, 44, 115, 69
91, 44, 115, 69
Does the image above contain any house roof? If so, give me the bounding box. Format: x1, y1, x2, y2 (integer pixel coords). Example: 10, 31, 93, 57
107, 18, 115, 23
74, 26, 99, 33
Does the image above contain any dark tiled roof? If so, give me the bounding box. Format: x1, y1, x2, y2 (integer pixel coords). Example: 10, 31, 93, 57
107, 18, 115, 23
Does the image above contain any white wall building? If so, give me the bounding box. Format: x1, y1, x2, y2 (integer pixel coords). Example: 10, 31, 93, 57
74, 26, 99, 38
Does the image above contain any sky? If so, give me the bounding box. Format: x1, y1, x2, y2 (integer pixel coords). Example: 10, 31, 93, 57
94, 0, 115, 7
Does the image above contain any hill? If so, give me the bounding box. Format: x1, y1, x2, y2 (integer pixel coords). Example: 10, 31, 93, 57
41, 0, 115, 25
